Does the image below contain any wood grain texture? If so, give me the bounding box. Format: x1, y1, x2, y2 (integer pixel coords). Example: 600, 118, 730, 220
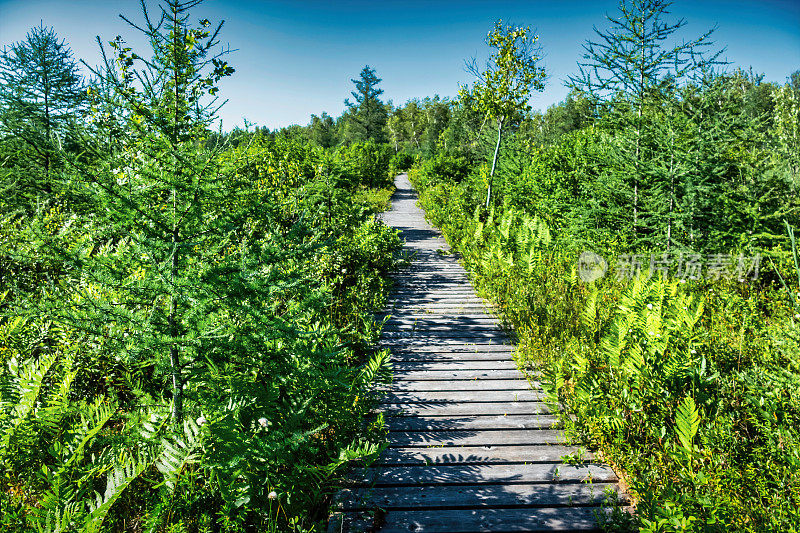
328, 174, 622, 533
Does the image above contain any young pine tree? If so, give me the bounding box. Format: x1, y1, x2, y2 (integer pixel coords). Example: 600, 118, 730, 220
0, 23, 84, 210
53, 0, 286, 427
568, 0, 725, 246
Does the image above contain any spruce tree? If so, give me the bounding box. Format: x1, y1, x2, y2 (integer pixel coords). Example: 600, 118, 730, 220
0, 23, 84, 209
344, 65, 388, 143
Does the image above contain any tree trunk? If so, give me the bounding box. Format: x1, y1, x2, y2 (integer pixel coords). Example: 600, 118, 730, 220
43, 70, 52, 194
667, 149, 674, 253
169, 222, 183, 424
485, 117, 503, 208
634, 29, 645, 239
170, 7, 184, 426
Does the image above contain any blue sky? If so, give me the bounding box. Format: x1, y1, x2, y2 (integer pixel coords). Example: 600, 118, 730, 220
1, 0, 799, 130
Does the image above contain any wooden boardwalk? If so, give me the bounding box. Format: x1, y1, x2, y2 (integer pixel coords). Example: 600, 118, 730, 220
330, 174, 621, 532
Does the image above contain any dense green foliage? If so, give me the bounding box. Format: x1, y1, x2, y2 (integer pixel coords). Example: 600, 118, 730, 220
403, 2, 799, 531
0, 1, 399, 531
2, 0, 798, 530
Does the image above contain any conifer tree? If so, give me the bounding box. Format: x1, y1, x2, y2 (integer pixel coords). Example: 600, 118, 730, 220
309, 111, 337, 147
51, 0, 271, 426
344, 65, 388, 143
568, 0, 724, 244
0, 23, 84, 208
775, 70, 800, 182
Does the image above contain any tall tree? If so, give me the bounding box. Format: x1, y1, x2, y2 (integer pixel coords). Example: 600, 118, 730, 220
775, 70, 800, 182
421, 95, 451, 154
344, 64, 387, 143
387, 107, 404, 152
568, 0, 724, 243
460, 20, 546, 207
0, 23, 84, 207
61, 0, 242, 425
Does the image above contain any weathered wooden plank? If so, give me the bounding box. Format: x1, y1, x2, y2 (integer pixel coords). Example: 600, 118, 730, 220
390, 360, 518, 371
387, 309, 496, 316
391, 272, 470, 277
382, 338, 511, 346
355, 463, 617, 486
384, 329, 507, 335
384, 319, 502, 328
381, 389, 543, 403
392, 369, 522, 380
390, 352, 515, 362
337, 481, 614, 510
385, 414, 559, 431
384, 325, 507, 334
390, 285, 474, 291
389, 344, 516, 353
380, 313, 502, 321
390, 285, 476, 291
389, 303, 492, 309
389, 287, 479, 292
382, 402, 551, 417
392, 273, 469, 278
375, 444, 588, 465
386, 335, 510, 344
392, 278, 471, 283
389, 291, 476, 297
384, 315, 501, 322
387, 300, 489, 307
396, 267, 466, 272
333, 507, 606, 532
379, 379, 534, 391
384, 344, 519, 352
388, 302, 489, 308
389, 429, 566, 447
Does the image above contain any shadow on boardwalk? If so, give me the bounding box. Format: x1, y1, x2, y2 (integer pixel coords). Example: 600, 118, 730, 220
329, 173, 622, 533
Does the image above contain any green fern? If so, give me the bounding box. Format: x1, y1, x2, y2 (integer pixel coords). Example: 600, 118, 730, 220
352, 348, 392, 392
581, 286, 599, 334
84, 454, 150, 533
675, 396, 701, 453
155, 417, 203, 491
0, 351, 59, 456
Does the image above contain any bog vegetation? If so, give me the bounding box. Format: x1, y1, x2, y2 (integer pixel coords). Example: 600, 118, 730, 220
0, 0, 798, 531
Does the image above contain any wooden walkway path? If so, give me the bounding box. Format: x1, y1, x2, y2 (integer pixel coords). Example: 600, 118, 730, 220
330, 174, 621, 532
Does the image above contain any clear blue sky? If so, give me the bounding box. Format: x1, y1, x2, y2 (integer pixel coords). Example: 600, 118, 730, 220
1, 0, 799, 130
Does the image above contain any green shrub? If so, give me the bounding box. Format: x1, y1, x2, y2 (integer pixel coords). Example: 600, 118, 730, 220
408, 156, 800, 532
335, 139, 392, 188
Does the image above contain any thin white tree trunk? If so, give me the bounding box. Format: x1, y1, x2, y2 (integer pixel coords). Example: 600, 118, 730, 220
486, 117, 503, 208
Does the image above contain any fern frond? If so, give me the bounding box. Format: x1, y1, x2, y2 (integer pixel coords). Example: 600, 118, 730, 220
581, 287, 599, 333
473, 220, 485, 244
675, 396, 701, 452
155, 418, 203, 491
84, 453, 150, 533
0, 352, 59, 456
353, 349, 392, 390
